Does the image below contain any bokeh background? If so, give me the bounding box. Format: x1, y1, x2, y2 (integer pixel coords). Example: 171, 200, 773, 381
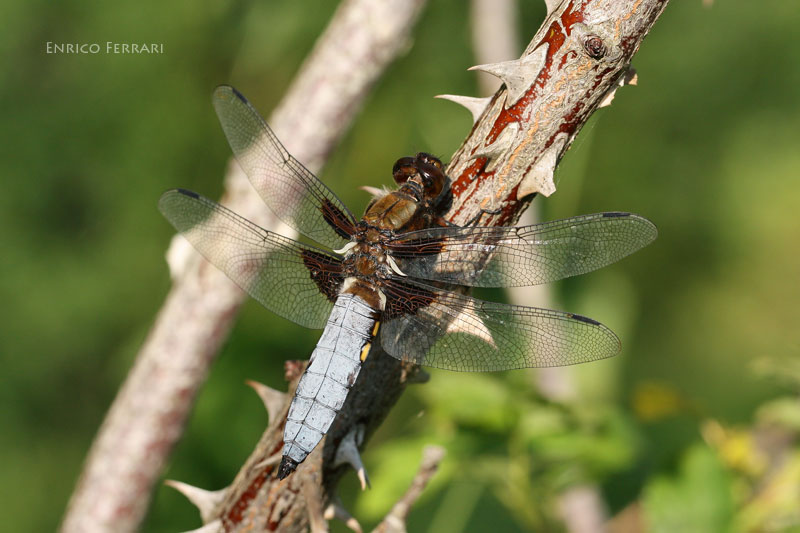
2, 0, 799, 531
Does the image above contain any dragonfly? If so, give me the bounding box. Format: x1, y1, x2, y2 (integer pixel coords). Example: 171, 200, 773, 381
159, 85, 657, 479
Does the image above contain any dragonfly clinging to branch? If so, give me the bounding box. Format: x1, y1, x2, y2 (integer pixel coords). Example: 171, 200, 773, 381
159, 85, 657, 479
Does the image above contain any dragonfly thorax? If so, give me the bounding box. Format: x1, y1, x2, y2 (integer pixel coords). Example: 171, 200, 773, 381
340, 236, 392, 280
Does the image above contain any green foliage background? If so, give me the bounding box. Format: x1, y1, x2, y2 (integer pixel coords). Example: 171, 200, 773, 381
1, 1, 799, 531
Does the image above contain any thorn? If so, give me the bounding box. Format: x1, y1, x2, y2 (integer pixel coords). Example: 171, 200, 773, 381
179, 519, 222, 533
253, 452, 282, 470
334, 427, 371, 490
598, 67, 638, 108
245, 379, 286, 423
544, 0, 562, 14
165, 234, 196, 280
469, 46, 548, 106
301, 477, 328, 533
474, 121, 520, 164
353, 424, 366, 446
435, 94, 492, 124
165, 480, 227, 524
598, 91, 616, 109
324, 496, 363, 533
446, 300, 497, 348
516, 133, 567, 199
356, 467, 370, 491
626, 67, 639, 86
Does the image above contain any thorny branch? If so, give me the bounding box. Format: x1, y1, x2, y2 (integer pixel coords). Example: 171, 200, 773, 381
63, 0, 671, 532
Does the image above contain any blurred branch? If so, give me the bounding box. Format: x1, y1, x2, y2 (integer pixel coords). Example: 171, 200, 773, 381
471, 0, 520, 95
372, 446, 446, 533
59, 1, 426, 532
558, 485, 609, 533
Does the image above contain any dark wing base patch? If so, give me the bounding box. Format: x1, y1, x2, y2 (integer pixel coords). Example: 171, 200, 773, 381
321, 198, 357, 241
381, 278, 437, 319
301, 249, 344, 303
386, 235, 445, 258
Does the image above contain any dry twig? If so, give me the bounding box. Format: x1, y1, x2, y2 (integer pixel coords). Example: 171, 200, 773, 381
372, 446, 446, 533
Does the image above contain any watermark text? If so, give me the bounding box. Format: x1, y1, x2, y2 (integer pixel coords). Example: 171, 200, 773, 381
46, 42, 164, 54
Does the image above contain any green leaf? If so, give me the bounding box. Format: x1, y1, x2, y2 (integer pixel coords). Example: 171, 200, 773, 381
420, 372, 518, 432
643, 444, 734, 533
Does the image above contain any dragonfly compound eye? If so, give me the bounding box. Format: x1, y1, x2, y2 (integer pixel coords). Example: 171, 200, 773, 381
392, 156, 417, 185
416, 152, 444, 171
417, 163, 445, 198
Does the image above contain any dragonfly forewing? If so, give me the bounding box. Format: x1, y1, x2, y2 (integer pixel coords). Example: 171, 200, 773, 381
212, 85, 357, 250
388, 212, 657, 288
159, 188, 343, 329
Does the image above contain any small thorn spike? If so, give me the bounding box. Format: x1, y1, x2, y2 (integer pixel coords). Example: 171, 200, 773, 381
474, 121, 519, 163
324, 496, 363, 533
254, 452, 282, 470
356, 466, 371, 491
180, 519, 222, 533
245, 379, 286, 423
435, 94, 492, 124
469, 46, 548, 106
300, 477, 328, 533
516, 134, 567, 199
599, 67, 638, 108
544, 0, 562, 14
446, 301, 496, 348
598, 89, 618, 108
165, 235, 195, 280
165, 480, 227, 524
334, 427, 371, 490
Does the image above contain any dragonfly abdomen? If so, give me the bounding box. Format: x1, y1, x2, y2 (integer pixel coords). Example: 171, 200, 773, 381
278, 293, 378, 479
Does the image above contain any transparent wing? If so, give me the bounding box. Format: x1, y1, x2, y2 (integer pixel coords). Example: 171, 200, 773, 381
387, 212, 657, 287
159, 189, 343, 329
379, 280, 619, 372
212, 85, 357, 249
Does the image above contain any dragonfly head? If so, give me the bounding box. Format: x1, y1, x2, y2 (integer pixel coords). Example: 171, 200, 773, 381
392, 153, 448, 203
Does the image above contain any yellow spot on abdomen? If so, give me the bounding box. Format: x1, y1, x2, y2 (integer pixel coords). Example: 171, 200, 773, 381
360, 342, 371, 362
361, 321, 381, 362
